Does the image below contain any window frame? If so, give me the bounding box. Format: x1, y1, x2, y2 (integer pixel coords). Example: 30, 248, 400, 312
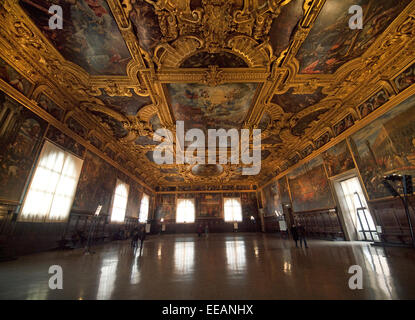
139, 193, 150, 223
223, 197, 243, 222
176, 198, 196, 223
19, 140, 83, 223
110, 178, 130, 223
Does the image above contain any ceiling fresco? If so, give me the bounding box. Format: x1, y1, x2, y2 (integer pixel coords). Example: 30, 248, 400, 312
296, 0, 412, 74
1, 0, 415, 189
167, 82, 258, 131
96, 92, 152, 117
270, 87, 327, 113
180, 51, 248, 68
20, 0, 131, 75
269, 0, 304, 58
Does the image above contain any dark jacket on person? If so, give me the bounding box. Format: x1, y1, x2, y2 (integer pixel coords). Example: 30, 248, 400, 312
132, 232, 139, 242
290, 226, 299, 241
297, 225, 306, 237
139, 229, 146, 241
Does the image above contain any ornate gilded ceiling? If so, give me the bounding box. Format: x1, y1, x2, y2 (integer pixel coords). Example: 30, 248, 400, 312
1, 0, 415, 189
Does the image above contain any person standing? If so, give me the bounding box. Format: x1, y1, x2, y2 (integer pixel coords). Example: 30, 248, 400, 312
290, 224, 299, 248
204, 224, 209, 238
297, 223, 308, 248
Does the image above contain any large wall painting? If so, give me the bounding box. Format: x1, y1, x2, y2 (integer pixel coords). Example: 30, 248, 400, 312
155, 194, 176, 220
167, 83, 258, 132
296, 0, 411, 74
349, 94, 415, 199
262, 180, 283, 217
394, 62, 415, 93
0, 57, 32, 96
0, 92, 47, 202
46, 126, 85, 158
288, 156, 335, 212
126, 181, 142, 218
90, 111, 128, 139
37, 94, 65, 121
358, 90, 389, 119
67, 117, 87, 139
73, 151, 117, 214
322, 140, 355, 177
197, 193, 222, 218
278, 176, 291, 204
20, 0, 131, 75
241, 192, 258, 219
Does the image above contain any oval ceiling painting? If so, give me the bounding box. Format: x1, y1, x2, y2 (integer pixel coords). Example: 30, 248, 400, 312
191, 164, 224, 177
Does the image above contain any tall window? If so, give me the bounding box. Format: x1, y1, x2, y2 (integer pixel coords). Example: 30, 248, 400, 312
176, 199, 195, 223
111, 179, 129, 223
224, 198, 242, 222
20, 140, 83, 222
139, 193, 149, 223
340, 177, 378, 241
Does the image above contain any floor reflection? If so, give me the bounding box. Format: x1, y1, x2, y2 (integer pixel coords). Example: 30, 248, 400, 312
1, 234, 415, 299
174, 241, 195, 275
130, 259, 141, 285
225, 240, 246, 272
26, 284, 49, 300
96, 257, 118, 300
361, 245, 393, 299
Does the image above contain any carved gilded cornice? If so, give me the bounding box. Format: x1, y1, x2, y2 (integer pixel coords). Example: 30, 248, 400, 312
1, 0, 414, 187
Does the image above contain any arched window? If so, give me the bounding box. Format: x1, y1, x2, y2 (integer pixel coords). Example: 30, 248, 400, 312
224, 198, 242, 222
139, 193, 149, 223
111, 179, 129, 222
20, 141, 83, 222
176, 199, 195, 223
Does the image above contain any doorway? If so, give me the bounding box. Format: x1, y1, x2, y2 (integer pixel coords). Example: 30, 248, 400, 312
338, 177, 379, 242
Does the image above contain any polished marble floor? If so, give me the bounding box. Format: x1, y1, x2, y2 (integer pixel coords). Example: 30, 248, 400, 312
1, 233, 415, 300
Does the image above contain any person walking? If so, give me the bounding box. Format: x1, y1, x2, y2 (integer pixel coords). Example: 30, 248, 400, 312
197, 224, 203, 238
290, 224, 299, 248
131, 229, 139, 249
297, 223, 308, 248
138, 226, 146, 254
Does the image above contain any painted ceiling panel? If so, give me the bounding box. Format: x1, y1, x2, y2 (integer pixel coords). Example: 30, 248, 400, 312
269, 0, 303, 58
296, 0, 411, 74
128, 0, 163, 54
20, 0, 131, 75
271, 87, 327, 114
167, 83, 258, 132
98, 92, 152, 117
180, 51, 248, 68
3, 0, 413, 188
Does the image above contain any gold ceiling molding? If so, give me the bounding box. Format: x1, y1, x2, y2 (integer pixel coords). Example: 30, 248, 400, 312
0, 78, 154, 193
260, 82, 415, 191
1, 0, 415, 187
125, 0, 296, 69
